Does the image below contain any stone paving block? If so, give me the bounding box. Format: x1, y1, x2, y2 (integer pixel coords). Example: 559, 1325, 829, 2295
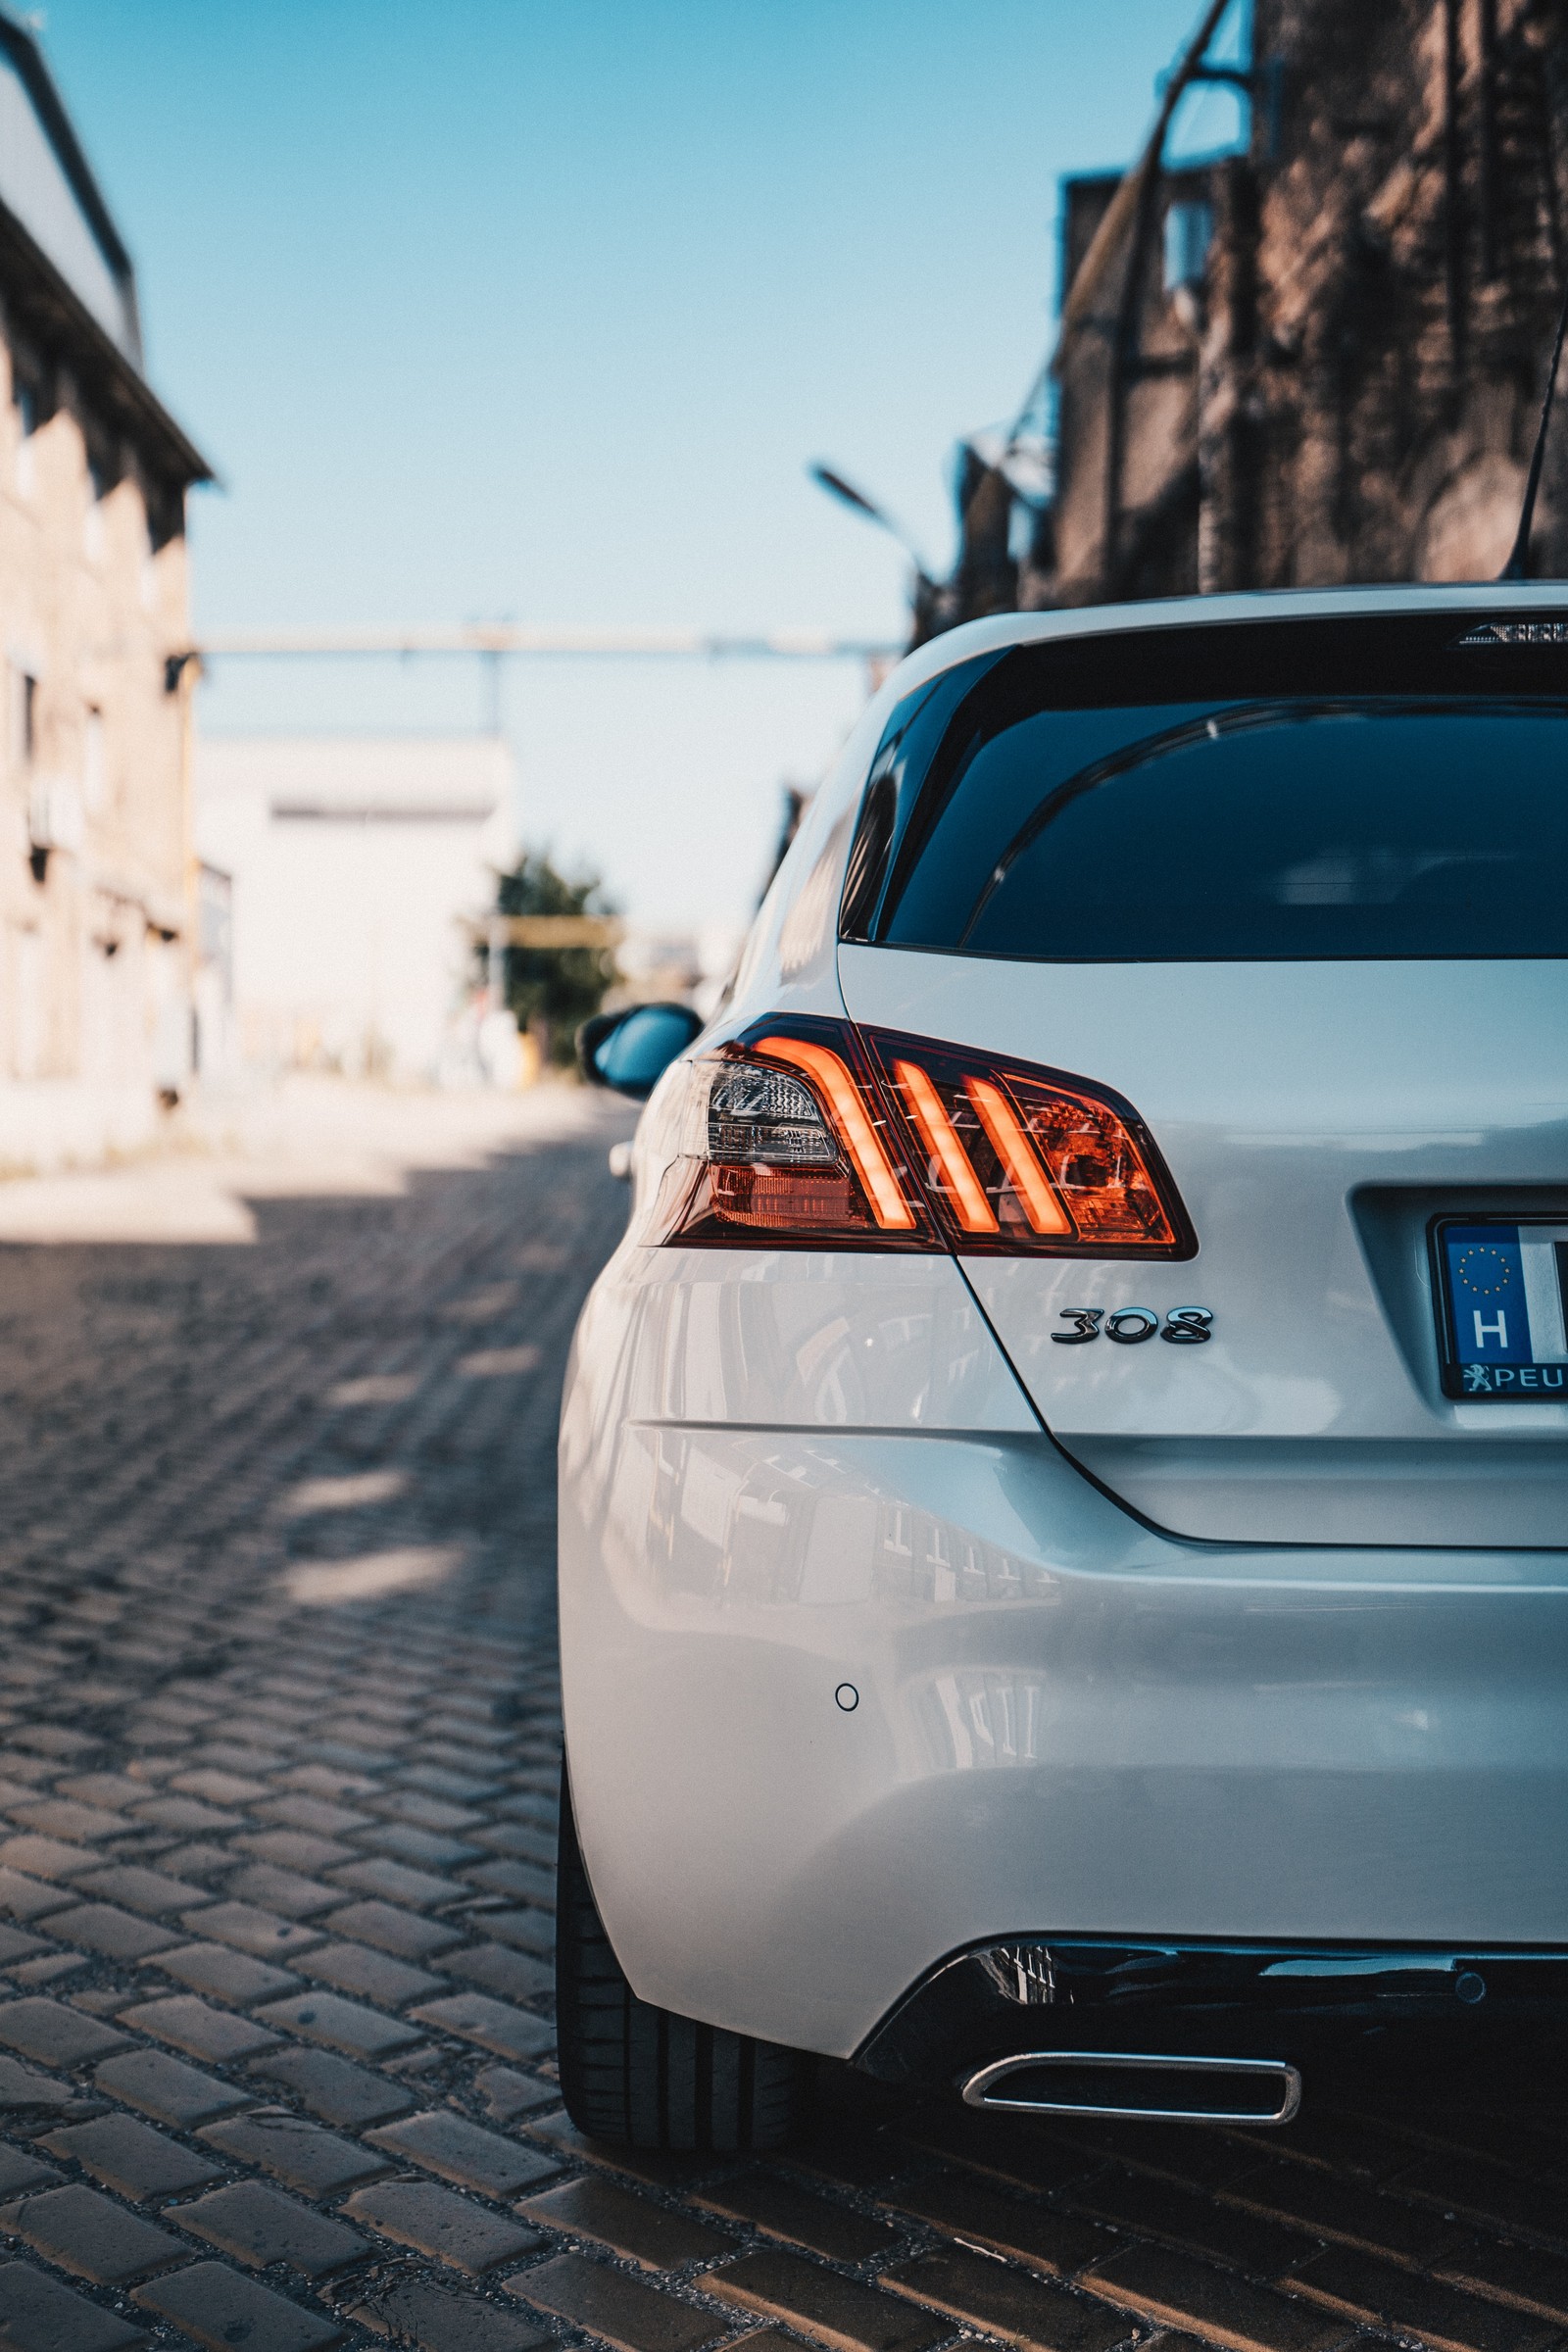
226, 1863, 344, 1920
475, 2065, 557, 2123
5, 1956, 84, 1990
41, 2112, 220, 2200
57, 1775, 154, 1811
409, 1991, 552, 2061
4, 1801, 127, 1845
199, 2104, 390, 2196
320, 1900, 464, 1960
885, 2246, 1136, 2352
474, 1907, 554, 1954
1069, 2166, 1313, 2278
0, 2181, 186, 2284
1436, 2238, 1568, 2324
512, 2249, 729, 2352
521, 2173, 733, 2269
133, 2260, 347, 2350
366, 2107, 561, 2197
346, 2177, 541, 2275
37, 1905, 177, 1962
371, 1793, 477, 1833
249, 2042, 416, 2129
466, 1859, 556, 1906
403, 1763, 503, 1801
1222, 2154, 1468, 2266
362, 1823, 482, 1870
68, 1864, 210, 1919
256, 1987, 423, 2058
295, 1939, 444, 2007
0, 1839, 96, 1885
129, 1795, 243, 1836
0, 1998, 129, 2069
0, 2146, 58, 2197
1393, 2148, 1568, 2248
1084, 2245, 1346, 2352
521, 2109, 711, 2194
1291, 2243, 1557, 2352
172, 2177, 368, 2278
146, 1939, 301, 2005
235, 1829, 358, 1875
441, 1941, 552, 2002
169, 1769, 270, 1806
879, 2167, 1109, 2277
698, 2169, 894, 2265
1044, 2118, 1257, 2194
706, 2251, 950, 2352
184, 1900, 323, 1958
94, 2047, 251, 2129
472, 1822, 555, 1865
0, 2257, 148, 2350
151, 1843, 238, 1884
0, 1871, 74, 1924
351, 2273, 549, 2350
257, 1794, 373, 1837
0, 2057, 74, 2113
899, 2108, 1094, 2195
118, 1993, 282, 2067
328, 1856, 457, 1910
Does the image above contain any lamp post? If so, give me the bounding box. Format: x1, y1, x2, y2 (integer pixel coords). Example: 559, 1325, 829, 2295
808, 464, 942, 649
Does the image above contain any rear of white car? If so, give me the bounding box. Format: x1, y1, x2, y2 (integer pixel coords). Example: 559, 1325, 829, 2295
557, 587, 1568, 2147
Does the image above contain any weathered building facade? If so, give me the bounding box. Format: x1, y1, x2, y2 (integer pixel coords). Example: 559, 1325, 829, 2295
0, 19, 209, 1169
929, 0, 1568, 627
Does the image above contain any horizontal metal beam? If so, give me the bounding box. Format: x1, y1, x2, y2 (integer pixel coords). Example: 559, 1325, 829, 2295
466, 913, 626, 948
196, 624, 901, 662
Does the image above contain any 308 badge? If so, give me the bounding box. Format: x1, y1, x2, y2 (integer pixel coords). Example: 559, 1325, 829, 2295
1053, 1306, 1213, 1346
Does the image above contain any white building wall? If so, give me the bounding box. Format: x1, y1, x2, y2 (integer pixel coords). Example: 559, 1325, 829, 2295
195, 735, 517, 1083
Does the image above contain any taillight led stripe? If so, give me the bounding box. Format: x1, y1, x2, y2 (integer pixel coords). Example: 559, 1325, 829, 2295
754, 1035, 915, 1230
894, 1058, 998, 1234
966, 1076, 1072, 1236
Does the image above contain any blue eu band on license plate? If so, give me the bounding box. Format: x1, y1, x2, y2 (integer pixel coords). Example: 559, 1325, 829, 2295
1435, 1220, 1568, 1398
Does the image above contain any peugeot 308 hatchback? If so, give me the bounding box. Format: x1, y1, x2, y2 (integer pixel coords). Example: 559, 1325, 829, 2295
556, 587, 1568, 2148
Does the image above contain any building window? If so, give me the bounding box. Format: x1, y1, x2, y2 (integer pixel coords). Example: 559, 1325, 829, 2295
1163, 198, 1214, 298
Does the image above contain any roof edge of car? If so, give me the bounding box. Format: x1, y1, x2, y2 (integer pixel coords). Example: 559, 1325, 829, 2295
887, 581, 1568, 706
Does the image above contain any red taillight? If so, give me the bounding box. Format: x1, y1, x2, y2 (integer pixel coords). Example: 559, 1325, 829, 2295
650, 1016, 1194, 1257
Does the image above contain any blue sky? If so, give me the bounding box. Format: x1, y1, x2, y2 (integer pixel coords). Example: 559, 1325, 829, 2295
41, 1, 1245, 934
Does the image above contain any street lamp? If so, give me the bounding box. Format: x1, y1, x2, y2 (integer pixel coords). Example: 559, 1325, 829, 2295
808, 463, 941, 643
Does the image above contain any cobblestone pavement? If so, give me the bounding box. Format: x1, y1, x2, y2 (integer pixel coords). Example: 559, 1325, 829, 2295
0, 1091, 1564, 2352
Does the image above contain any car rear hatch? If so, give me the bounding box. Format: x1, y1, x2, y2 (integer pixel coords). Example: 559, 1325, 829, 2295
835, 611, 1568, 1547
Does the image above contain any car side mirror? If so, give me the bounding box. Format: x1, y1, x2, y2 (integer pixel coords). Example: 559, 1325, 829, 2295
577, 1002, 704, 1100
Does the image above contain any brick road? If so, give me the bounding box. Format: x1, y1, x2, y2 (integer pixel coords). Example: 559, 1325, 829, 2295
0, 1089, 1563, 2352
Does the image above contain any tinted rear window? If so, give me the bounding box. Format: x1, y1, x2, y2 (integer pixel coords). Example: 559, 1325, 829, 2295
851, 617, 1568, 962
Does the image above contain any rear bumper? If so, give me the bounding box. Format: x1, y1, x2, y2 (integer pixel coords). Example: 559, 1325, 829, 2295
856, 1934, 1568, 2098
559, 1404, 1568, 2061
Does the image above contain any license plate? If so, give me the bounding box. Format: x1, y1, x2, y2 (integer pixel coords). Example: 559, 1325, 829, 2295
1433, 1218, 1568, 1399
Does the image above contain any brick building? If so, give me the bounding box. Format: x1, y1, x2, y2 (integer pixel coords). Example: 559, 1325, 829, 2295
0, 17, 209, 1169
929, 0, 1568, 626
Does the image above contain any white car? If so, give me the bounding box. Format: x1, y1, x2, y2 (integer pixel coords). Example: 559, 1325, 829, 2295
556, 586, 1568, 2148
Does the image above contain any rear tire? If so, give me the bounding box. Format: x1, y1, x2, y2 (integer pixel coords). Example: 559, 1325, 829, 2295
555, 1761, 805, 2149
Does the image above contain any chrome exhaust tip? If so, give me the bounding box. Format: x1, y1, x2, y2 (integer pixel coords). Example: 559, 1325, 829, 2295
960, 2049, 1302, 2127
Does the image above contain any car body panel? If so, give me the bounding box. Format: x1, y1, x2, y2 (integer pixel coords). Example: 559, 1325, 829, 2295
837, 946, 1568, 1544
558, 1401, 1568, 2056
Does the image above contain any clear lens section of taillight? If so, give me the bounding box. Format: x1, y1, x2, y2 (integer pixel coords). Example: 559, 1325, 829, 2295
646, 1016, 1192, 1258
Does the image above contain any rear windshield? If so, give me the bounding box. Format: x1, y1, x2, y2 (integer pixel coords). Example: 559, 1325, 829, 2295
847, 616, 1568, 961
